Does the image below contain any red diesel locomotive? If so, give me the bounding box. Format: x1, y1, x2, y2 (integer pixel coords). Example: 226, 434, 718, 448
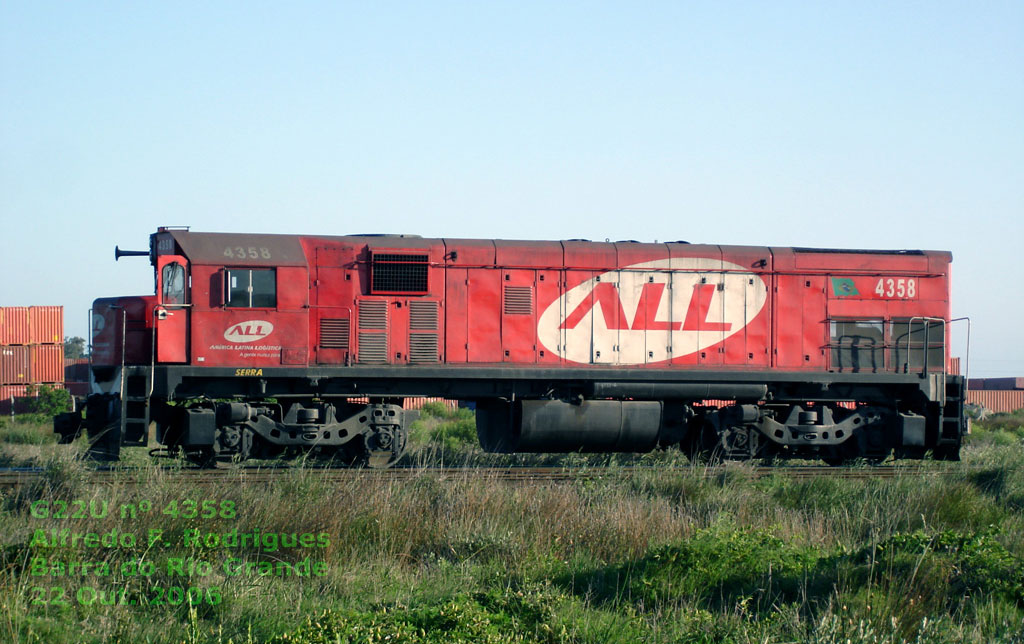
55, 227, 966, 465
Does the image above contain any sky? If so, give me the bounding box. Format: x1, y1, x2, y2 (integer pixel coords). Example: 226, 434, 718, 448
1, 1, 1021, 377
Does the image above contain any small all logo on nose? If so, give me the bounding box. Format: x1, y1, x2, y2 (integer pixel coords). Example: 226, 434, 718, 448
224, 320, 275, 343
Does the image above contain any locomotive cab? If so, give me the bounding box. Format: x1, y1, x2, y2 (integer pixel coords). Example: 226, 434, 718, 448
58, 227, 411, 466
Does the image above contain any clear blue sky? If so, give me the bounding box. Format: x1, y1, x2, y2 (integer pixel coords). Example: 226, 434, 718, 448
2, 2, 1021, 376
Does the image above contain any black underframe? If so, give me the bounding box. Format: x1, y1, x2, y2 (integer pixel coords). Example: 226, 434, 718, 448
135, 365, 955, 408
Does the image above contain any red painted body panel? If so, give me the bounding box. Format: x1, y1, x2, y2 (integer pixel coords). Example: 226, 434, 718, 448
91, 296, 155, 367
105, 230, 954, 380
156, 255, 189, 363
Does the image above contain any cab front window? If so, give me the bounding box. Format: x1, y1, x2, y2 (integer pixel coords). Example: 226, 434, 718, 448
226, 269, 276, 308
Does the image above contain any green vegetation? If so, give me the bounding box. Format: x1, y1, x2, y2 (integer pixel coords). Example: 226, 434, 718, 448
408, 402, 479, 455
24, 384, 72, 417
0, 410, 1021, 642
63, 336, 87, 360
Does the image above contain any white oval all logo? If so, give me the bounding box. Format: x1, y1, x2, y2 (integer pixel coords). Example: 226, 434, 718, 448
537, 258, 768, 365
224, 320, 275, 343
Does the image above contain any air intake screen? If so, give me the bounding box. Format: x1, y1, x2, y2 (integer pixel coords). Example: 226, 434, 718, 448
319, 318, 350, 350
503, 286, 533, 315
358, 333, 388, 363
371, 253, 428, 293
409, 334, 439, 363
409, 301, 439, 330
358, 300, 387, 330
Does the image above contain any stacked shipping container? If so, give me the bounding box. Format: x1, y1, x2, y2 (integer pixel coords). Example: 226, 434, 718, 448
64, 357, 90, 396
1, 306, 64, 415
967, 375, 1024, 415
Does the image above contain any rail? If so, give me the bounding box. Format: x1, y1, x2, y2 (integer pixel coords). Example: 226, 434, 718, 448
0, 464, 963, 489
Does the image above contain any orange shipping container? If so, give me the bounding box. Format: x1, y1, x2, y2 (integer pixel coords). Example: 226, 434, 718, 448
1, 346, 32, 384
949, 357, 960, 376
967, 390, 1024, 415
401, 397, 459, 411
29, 306, 63, 344
0, 307, 31, 345
0, 384, 30, 399
31, 344, 64, 383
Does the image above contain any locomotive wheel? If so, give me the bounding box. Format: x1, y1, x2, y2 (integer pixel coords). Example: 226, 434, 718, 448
365, 424, 407, 469
719, 426, 760, 461
684, 420, 725, 464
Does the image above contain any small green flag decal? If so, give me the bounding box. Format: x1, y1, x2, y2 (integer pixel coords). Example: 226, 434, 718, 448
831, 278, 859, 297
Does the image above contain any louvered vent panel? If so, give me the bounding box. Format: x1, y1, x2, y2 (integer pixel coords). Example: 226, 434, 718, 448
319, 319, 350, 350
409, 334, 439, 364
503, 286, 534, 315
409, 301, 438, 330
358, 300, 387, 329
358, 333, 388, 363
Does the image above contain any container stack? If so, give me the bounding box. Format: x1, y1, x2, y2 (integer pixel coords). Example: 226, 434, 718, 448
967, 377, 1024, 415
1, 306, 64, 415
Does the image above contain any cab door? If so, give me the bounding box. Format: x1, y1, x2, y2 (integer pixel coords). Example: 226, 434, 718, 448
156, 255, 189, 363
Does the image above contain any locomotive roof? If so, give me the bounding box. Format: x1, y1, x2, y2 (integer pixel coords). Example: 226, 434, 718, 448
163, 228, 948, 267
167, 230, 309, 266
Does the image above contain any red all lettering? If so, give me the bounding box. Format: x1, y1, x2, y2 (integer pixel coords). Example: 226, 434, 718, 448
560, 281, 731, 331
681, 284, 731, 332
560, 282, 629, 330
630, 283, 681, 331
228, 325, 263, 336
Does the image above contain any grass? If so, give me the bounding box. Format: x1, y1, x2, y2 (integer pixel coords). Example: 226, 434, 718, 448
0, 409, 1022, 642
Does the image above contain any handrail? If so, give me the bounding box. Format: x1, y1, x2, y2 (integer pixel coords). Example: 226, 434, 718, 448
907, 316, 945, 405
950, 316, 971, 384
905, 317, 944, 375
87, 307, 94, 386
149, 306, 161, 398
117, 307, 127, 406
823, 317, 948, 379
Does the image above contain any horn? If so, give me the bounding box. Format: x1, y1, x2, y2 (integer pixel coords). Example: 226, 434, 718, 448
115, 246, 149, 261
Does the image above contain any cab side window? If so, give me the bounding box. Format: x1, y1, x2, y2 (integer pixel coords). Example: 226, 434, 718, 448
226, 269, 276, 308
830, 319, 884, 372
161, 262, 186, 305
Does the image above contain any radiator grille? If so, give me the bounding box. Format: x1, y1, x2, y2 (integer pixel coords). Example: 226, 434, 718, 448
409, 301, 439, 330
503, 286, 534, 315
409, 334, 439, 364
358, 300, 387, 329
371, 253, 428, 293
358, 333, 388, 363
319, 318, 350, 350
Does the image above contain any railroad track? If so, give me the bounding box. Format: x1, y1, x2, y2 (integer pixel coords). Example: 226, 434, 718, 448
0, 464, 960, 488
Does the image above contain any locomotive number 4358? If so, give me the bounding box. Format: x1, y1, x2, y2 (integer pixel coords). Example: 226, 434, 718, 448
875, 278, 917, 299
